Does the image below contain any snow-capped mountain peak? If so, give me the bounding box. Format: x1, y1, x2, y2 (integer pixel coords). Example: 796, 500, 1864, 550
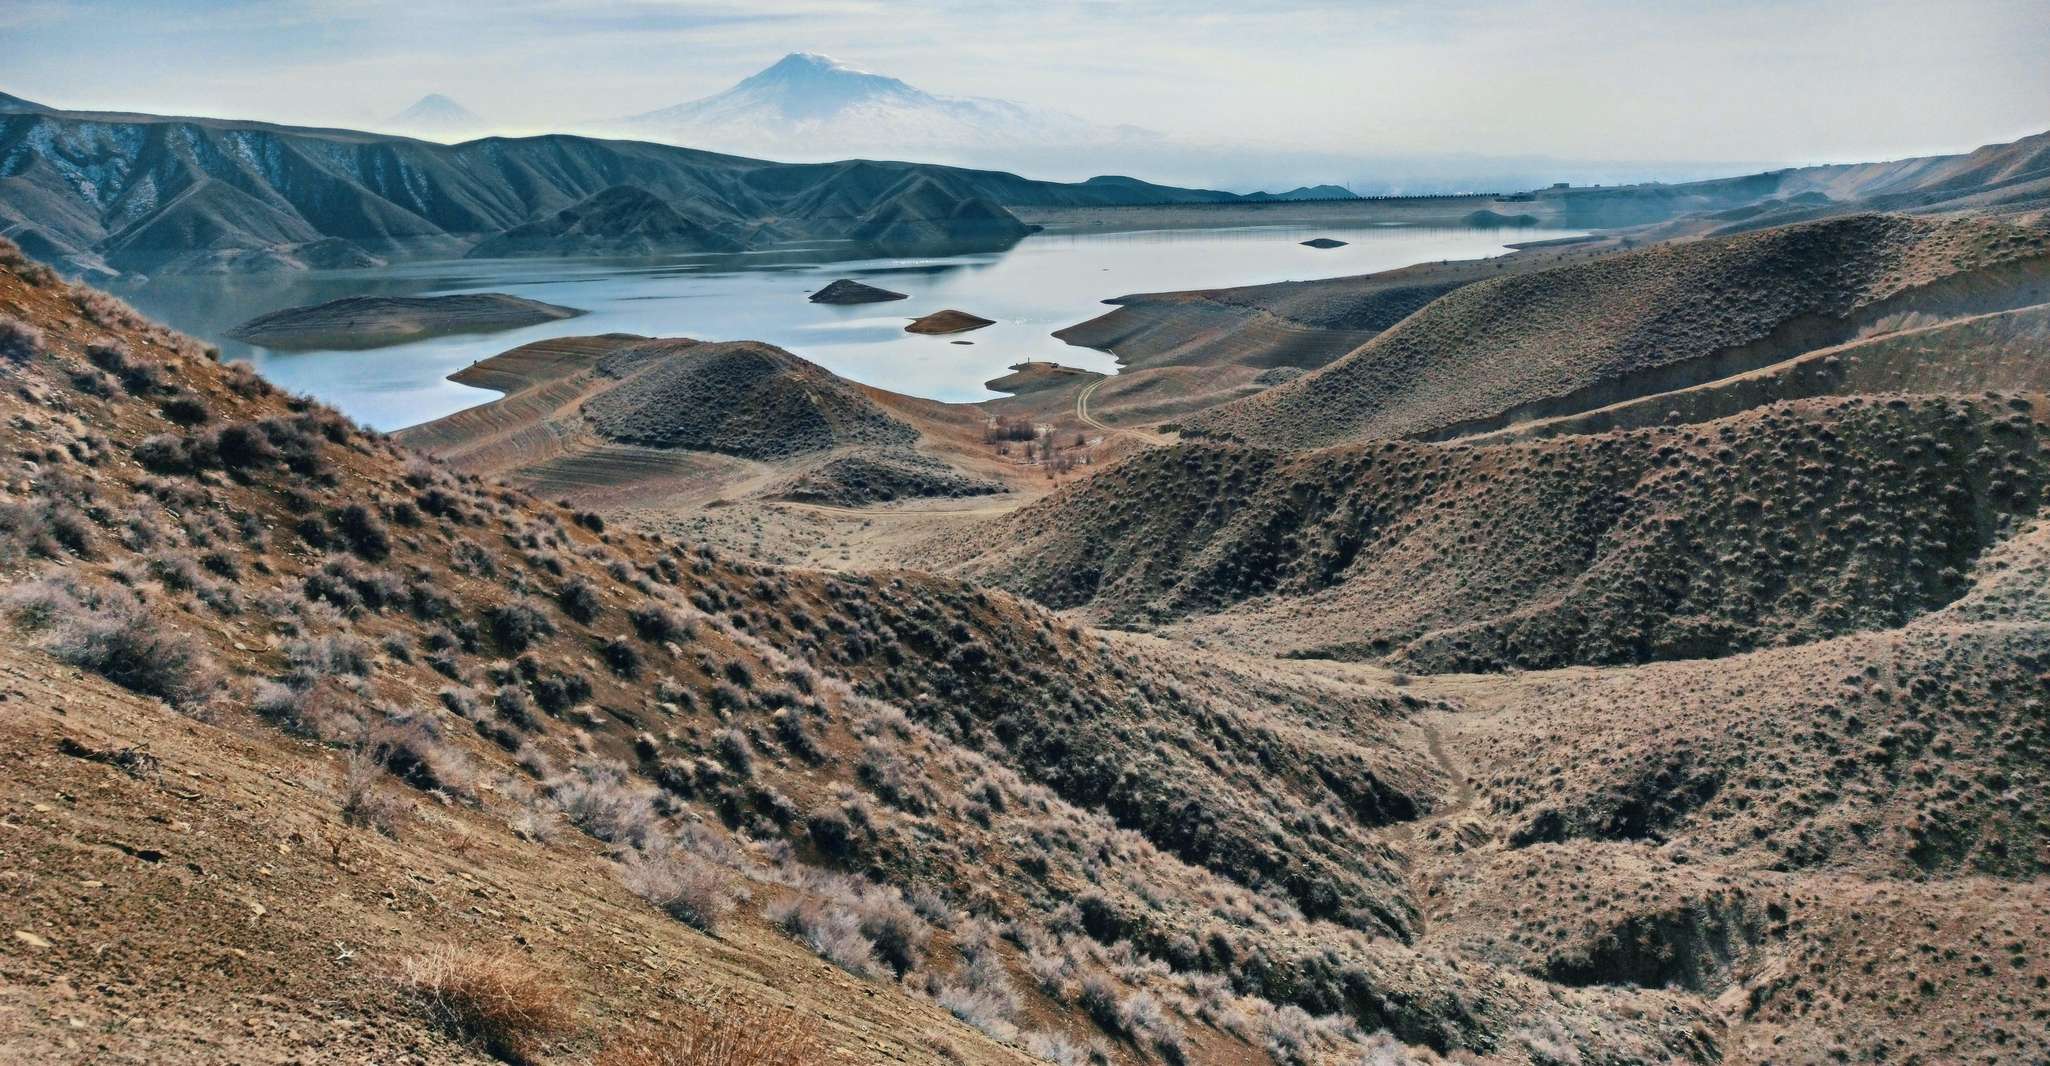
384, 94, 486, 140
618, 53, 1111, 164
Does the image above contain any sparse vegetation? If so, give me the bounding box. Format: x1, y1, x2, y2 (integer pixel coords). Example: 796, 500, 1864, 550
621, 851, 742, 933
593, 999, 821, 1066
0, 315, 43, 365
6, 578, 221, 708
399, 945, 576, 1064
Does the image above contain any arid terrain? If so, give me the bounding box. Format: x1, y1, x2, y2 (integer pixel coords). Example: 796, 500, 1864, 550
3, 110, 2050, 1066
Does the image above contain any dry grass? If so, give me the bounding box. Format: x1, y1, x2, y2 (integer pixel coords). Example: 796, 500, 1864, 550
399, 944, 576, 1064
594, 999, 822, 1066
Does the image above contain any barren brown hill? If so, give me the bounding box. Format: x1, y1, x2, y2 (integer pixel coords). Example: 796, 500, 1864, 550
1184, 213, 2050, 448
1034, 239, 1635, 443
581, 340, 916, 459
0, 239, 1788, 1066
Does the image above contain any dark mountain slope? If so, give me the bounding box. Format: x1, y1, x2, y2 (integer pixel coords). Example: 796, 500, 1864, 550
0, 105, 1221, 277
0, 90, 51, 114
466, 185, 744, 258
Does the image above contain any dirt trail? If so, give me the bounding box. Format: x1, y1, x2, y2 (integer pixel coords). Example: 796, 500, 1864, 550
766, 499, 1023, 520
1418, 720, 1475, 824
1075, 377, 1172, 445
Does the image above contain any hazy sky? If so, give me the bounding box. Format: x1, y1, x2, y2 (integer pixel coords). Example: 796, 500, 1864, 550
3, 0, 2045, 167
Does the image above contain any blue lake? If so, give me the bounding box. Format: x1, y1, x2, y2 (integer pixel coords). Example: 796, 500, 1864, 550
115, 223, 1582, 431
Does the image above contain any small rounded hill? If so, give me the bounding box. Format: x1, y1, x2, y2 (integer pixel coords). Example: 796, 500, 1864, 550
582, 339, 916, 460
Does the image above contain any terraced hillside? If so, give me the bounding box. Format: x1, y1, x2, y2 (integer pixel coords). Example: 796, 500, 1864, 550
1053, 246, 1605, 376
1185, 213, 2050, 449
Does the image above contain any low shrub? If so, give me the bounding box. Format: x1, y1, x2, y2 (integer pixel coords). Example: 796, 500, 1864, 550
488, 599, 555, 653
593, 999, 820, 1066
0, 315, 43, 365
399, 944, 576, 1065
621, 852, 742, 934
340, 747, 406, 836
765, 897, 879, 978
6, 578, 221, 708
558, 578, 601, 624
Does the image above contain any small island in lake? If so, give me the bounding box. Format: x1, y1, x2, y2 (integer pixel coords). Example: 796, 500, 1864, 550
228, 293, 584, 349
809, 279, 909, 304
906, 309, 995, 334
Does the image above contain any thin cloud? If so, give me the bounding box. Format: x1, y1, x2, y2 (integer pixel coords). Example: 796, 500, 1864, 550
2, 0, 2042, 170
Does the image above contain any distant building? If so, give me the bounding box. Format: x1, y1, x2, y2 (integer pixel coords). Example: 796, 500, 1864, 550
1551, 182, 1571, 189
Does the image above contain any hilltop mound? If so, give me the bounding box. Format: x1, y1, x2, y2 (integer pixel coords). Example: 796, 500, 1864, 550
938, 393, 2050, 669
985, 361, 1100, 394
772, 449, 1005, 507
906, 309, 994, 334
467, 186, 744, 259
228, 292, 582, 348
809, 278, 907, 304
1186, 213, 2050, 447
582, 340, 917, 459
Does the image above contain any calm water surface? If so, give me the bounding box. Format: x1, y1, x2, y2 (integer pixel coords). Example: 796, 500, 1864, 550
113, 224, 1582, 431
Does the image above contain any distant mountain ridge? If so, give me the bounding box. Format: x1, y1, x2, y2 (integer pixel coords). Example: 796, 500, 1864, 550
0, 100, 1248, 277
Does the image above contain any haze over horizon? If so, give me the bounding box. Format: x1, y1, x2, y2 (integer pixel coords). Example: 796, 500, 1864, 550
4, 0, 2045, 189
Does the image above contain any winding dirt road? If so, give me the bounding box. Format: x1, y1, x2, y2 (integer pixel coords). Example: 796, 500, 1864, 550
767, 500, 1021, 520
1075, 377, 1171, 445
